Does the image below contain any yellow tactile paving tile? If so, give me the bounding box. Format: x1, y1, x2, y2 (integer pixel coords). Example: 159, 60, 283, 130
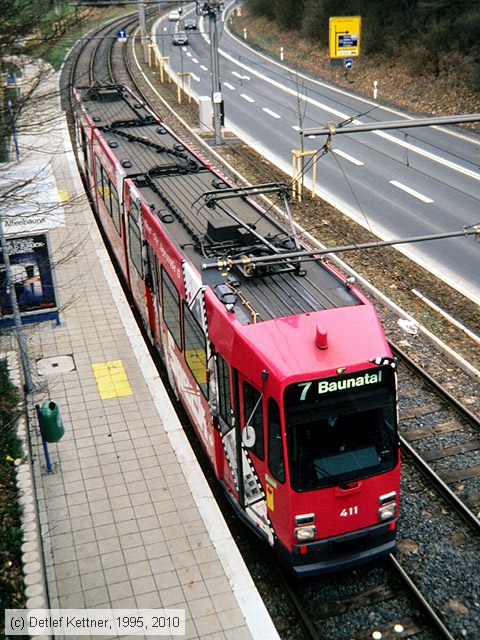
92, 360, 133, 399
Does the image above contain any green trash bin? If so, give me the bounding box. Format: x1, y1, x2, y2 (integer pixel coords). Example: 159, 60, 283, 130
40, 401, 65, 443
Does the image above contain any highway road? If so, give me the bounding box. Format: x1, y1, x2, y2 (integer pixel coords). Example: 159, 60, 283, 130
153, 7, 480, 306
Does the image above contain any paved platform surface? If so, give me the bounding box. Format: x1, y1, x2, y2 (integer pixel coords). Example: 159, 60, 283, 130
1, 61, 279, 639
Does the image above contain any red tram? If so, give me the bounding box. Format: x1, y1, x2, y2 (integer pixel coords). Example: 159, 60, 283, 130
73, 84, 400, 576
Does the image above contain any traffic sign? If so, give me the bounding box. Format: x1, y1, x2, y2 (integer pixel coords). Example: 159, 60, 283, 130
329, 17, 361, 58
344, 58, 353, 69
118, 30, 127, 43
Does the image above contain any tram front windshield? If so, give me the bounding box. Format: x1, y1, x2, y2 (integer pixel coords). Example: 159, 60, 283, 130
285, 368, 398, 491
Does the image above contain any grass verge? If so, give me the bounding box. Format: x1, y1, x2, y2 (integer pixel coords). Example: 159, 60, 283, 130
0, 357, 24, 612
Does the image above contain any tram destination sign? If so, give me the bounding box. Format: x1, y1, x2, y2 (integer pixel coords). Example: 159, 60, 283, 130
292, 369, 384, 403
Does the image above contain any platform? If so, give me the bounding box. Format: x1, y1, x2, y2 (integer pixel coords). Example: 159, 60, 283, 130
1, 61, 279, 639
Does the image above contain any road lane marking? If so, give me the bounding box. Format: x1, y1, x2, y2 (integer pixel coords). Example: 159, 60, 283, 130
224, 82, 236, 90
200, 65, 208, 71
223, 21, 480, 148
192, 57, 199, 64
241, 94, 255, 103
389, 180, 434, 203
333, 148, 364, 165
292, 125, 301, 131
377, 130, 480, 182
191, 73, 200, 82
262, 108, 281, 119
232, 71, 251, 80
218, 45, 480, 182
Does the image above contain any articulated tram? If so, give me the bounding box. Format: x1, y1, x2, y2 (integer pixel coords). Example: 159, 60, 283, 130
73, 84, 400, 576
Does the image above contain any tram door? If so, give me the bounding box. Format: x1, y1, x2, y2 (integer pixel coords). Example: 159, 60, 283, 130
215, 355, 242, 502
215, 356, 266, 513
151, 253, 166, 353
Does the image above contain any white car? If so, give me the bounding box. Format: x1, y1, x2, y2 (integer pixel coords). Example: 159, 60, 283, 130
168, 9, 181, 21
172, 31, 188, 46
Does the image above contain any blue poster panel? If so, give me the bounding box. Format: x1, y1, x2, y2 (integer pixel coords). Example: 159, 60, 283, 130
0, 233, 59, 325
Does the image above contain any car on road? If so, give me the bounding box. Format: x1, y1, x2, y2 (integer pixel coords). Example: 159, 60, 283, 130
184, 18, 197, 30
168, 9, 181, 21
172, 31, 188, 45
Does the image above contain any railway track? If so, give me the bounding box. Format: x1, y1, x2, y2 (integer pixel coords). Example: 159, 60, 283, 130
280, 556, 456, 640
395, 343, 480, 522
62, 13, 480, 640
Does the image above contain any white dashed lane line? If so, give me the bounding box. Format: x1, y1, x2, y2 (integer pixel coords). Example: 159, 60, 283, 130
332, 148, 364, 166
232, 71, 251, 80
262, 108, 281, 119
389, 180, 434, 203
224, 82, 236, 90
241, 94, 255, 103
200, 65, 208, 71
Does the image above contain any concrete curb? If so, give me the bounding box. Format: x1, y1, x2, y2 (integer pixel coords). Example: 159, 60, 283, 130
2, 351, 51, 638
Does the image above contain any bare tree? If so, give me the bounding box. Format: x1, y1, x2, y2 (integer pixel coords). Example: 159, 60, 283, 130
0, 0, 92, 160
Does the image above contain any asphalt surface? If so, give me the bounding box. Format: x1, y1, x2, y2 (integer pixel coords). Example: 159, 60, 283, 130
154, 6, 480, 305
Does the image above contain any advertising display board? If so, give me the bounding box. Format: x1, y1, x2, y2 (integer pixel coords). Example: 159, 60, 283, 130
0, 233, 58, 326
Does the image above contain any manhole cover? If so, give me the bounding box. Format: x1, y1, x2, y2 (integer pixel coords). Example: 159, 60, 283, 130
36, 355, 75, 376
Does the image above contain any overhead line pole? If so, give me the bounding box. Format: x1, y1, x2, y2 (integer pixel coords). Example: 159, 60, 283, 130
201, 226, 480, 271
197, 0, 224, 145
301, 113, 480, 137
138, 0, 148, 63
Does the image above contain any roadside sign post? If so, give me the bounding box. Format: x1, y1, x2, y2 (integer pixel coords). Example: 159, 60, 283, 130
329, 16, 361, 59
329, 16, 361, 79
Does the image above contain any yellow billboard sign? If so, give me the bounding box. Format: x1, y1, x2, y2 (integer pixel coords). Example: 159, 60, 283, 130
329, 16, 361, 58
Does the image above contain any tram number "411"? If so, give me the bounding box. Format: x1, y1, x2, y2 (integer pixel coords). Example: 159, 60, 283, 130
340, 506, 359, 517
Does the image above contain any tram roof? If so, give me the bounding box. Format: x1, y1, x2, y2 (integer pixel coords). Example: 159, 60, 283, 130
76, 85, 362, 324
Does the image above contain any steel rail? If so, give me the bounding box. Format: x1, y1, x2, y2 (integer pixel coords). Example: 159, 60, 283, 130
388, 555, 457, 640
392, 341, 480, 426
391, 341, 480, 532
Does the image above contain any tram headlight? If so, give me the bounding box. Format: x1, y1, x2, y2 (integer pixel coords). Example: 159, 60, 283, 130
378, 491, 396, 521
378, 503, 396, 521
294, 525, 316, 541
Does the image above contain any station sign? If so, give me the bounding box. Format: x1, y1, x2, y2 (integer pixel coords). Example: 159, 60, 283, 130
329, 16, 361, 58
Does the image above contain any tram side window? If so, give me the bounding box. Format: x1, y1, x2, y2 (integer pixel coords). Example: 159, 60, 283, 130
183, 302, 208, 398
94, 156, 102, 189
161, 268, 182, 349
94, 156, 120, 234
268, 398, 285, 483
127, 212, 143, 276
243, 382, 264, 460
216, 354, 232, 429
80, 127, 89, 173
110, 185, 120, 233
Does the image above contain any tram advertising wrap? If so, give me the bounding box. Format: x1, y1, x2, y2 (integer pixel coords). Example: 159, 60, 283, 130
72, 84, 400, 576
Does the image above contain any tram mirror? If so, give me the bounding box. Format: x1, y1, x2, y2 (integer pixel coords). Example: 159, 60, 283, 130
242, 425, 256, 448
